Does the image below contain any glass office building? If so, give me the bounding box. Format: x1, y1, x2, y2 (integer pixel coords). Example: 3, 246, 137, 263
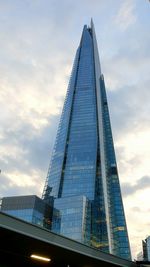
42, 20, 131, 260
1, 195, 52, 229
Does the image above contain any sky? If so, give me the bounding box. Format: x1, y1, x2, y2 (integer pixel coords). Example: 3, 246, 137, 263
0, 0, 150, 260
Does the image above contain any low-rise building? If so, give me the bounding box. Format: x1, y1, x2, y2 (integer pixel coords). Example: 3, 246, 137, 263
0, 195, 52, 229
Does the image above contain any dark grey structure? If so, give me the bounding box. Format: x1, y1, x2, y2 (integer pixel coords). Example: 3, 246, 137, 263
142, 237, 150, 261
137, 236, 150, 262
0, 212, 136, 267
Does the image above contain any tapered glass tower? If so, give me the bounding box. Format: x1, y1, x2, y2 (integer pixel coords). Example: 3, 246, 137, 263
43, 21, 131, 260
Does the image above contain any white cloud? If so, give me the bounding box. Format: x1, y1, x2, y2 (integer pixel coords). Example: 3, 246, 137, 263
116, 128, 150, 184
115, 0, 136, 31
115, 126, 150, 259
0, 169, 44, 197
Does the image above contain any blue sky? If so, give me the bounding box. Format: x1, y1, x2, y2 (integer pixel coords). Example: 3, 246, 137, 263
0, 0, 150, 259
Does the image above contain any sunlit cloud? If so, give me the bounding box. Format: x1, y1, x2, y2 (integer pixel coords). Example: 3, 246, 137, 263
123, 187, 150, 259
1, 170, 44, 197
116, 128, 150, 184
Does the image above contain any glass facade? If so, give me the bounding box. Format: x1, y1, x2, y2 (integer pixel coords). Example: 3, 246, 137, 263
2, 208, 43, 224
52, 195, 91, 244
1, 195, 52, 229
43, 21, 131, 260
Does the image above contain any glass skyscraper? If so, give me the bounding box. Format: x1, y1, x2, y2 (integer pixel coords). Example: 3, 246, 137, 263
42, 20, 131, 260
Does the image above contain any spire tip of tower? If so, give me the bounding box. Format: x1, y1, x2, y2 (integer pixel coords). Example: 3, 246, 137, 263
90, 18, 94, 28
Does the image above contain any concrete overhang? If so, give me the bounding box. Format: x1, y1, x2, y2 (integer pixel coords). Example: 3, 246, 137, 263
0, 212, 136, 267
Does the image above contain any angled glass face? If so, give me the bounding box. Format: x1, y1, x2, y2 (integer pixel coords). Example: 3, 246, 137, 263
61, 28, 97, 201
3, 208, 44, 225
52, 195, 90, 244
3, 208, 33, 222
100, 77, 131, 259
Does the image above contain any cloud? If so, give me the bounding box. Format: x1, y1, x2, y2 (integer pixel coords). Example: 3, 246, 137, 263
0, 113, 60, 198
0, 172, 43, 197
122, 176, 150, 197
115, 0, 136, 31
131, 207, 141, 213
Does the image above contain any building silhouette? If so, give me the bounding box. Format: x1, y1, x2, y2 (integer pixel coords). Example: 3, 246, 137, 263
42, 20, 131, 260
137, 236, 150, 261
